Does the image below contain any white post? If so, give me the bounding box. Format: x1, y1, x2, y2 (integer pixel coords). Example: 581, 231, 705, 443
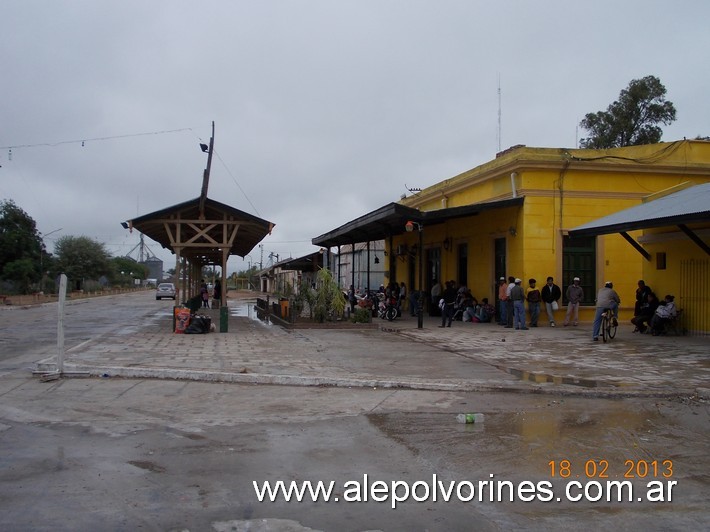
57, 274, 67, 374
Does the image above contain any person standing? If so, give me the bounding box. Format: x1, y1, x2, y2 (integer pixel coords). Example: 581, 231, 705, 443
526, 278, 541, 327
399, 282, 407, 313
439, 281, 457, 327
213, 279, 222, 307
592, 281, 621, 341
431, 281, 442, 317
510, 278, 528, 330
564, 277, 584, 326
541, 276, 561, 327
347, 285, 356, 313
439, 281, 458, 327
505, 276, 515, 328
200, 282, 209, 308
497, 277, 508, 325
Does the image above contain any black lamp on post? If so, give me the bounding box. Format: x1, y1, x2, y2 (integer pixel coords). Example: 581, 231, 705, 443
405, 220, 424, 329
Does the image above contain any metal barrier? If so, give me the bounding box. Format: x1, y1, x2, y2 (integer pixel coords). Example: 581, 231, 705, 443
679, 259, 709, 336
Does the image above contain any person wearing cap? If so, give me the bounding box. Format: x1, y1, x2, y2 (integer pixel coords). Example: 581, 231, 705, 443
592, 281, 621, 341
497, 277, 508, 325
541, 276, 562, 327
526, 278, 541, 327
564, 277, 584, 326
510, 278, 528, 330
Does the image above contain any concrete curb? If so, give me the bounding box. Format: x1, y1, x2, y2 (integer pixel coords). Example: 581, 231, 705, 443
33, 362, 701, 399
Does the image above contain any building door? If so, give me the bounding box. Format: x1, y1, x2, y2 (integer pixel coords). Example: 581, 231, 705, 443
457, 243, 468, 287
494, 237, 506, 300
562, 235, 596, 305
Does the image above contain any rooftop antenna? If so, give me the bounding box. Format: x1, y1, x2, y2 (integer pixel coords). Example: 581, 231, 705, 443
497, 74, 502, 153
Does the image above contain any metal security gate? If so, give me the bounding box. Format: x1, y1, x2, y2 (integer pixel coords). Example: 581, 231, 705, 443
679, 259, 710, 336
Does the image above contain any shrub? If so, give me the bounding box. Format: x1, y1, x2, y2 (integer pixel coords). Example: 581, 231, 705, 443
351, 308, 371, 323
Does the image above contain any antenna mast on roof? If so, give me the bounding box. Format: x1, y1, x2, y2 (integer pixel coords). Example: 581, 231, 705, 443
497, 74, 502, 153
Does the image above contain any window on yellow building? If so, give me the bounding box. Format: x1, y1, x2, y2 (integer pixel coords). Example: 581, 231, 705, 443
563, 235, 596, 305
657, 252, 667, 270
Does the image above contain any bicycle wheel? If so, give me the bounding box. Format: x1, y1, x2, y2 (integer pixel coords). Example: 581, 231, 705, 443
608, 317, 617, 339
385, 305, 397, 321
601, 313, 609, 343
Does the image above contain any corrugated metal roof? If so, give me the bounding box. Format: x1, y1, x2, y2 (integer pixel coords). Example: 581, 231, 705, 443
569, 183, 710, 237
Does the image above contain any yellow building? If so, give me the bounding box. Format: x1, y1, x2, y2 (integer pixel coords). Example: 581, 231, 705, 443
313, 140, 710, 326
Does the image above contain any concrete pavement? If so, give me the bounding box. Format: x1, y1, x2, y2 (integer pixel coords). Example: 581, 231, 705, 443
34, 294, 709, 398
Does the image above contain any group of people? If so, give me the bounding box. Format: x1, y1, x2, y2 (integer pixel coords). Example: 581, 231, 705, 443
630, 280, 678, 336
348, 282, 408, 314
354, 276, 679, 340
497, 276, 578, 330
199, 280, 222, 308
435, 280, 496, 327
494, 276, 677, 341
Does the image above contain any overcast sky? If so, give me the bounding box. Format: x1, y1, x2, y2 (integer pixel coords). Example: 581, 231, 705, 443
2, 1, 709, 273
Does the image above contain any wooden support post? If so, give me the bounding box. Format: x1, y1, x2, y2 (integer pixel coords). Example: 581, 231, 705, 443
619, 232, 651, 261
678, 224, 710, 256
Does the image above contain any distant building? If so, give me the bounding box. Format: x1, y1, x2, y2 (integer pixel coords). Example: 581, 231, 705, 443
141, 256, 163, 282
335, 242, 385, 293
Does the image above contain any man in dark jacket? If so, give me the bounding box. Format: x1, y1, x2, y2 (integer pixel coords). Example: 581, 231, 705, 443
541, 276, 561, 327
439, 281, 458, 328
634, 280, 653, 316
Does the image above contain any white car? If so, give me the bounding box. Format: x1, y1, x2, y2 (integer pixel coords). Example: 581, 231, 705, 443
156, 283, 176, 300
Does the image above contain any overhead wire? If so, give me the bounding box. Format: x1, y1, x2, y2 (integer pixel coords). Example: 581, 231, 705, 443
212, 149, 262, 218
0, 127, 197, 150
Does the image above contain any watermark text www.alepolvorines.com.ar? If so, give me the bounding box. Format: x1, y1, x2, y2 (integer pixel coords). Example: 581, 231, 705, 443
253, 474, 677, 509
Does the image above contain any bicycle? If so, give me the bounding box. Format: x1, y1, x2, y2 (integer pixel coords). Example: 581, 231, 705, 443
600, 308, 618, 342
378, 294, 399, 321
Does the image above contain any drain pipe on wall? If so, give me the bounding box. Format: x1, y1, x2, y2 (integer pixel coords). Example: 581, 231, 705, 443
510, 172, 518, 198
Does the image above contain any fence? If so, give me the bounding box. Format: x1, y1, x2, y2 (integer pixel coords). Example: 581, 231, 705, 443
679, 259, 710, 336
1, 287, 149, 307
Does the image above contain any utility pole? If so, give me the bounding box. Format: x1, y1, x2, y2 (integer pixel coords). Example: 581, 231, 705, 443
198, 121, 215, 218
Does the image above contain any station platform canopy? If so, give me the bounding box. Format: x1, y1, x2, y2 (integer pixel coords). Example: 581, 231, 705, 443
126, 196, 274, 267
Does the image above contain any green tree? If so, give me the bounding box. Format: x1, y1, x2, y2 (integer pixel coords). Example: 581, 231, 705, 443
579, 75, 677, 149
54, 236, 111, 290
313, 268, 346, 322
0, 199, 45, 293
110, 256, 148, 287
